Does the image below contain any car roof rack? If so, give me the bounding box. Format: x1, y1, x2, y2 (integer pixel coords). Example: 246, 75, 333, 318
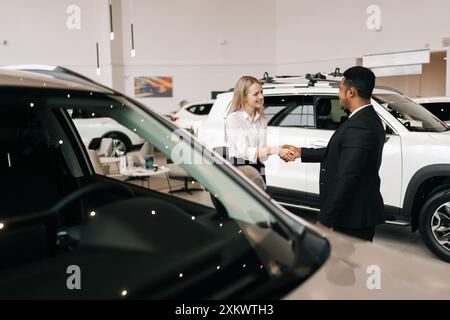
260, 68, 342, 87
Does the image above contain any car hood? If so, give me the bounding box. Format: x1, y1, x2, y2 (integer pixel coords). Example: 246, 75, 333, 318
284, 230, 450, 299
427, 130, 450, 144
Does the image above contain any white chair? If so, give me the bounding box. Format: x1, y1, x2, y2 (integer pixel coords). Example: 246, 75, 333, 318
166, 163, 204, 194
96, 138, 113, 157
236, 165, 266, 190
126, 142, 155, 168
87, 149, 127, 181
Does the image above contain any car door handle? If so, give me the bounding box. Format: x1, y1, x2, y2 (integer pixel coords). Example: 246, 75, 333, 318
310, 140, 328, 148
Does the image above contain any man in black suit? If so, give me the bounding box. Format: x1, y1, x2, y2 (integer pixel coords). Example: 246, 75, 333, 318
285, 66, 385, 241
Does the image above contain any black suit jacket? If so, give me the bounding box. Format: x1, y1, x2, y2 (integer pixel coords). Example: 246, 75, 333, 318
301, 105, 385, 228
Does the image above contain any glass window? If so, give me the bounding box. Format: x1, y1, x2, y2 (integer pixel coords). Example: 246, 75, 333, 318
201, 104, 213, 115
195, 104, 213, 115
421, 103, 450, 123
314, 97, 348, 130
187, 106, 198, 114
187, 104, 213, 115
70, 108, 103, 119
264, 105, 285, 123
265, 96, 313, 127
0, 87, 329, 298
278, 105, 312, 127
373, 94, 449, 132
61, 97, 291, 239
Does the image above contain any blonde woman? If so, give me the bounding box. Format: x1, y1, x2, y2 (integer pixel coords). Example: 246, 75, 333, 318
225, 76, 294, 183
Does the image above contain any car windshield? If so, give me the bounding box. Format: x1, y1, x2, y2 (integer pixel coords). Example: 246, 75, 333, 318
0, 86, 329, 299
373, 93, 449, 132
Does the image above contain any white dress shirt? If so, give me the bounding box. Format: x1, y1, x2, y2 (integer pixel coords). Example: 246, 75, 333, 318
349, 104, 371, 118
225, 110, 267, 163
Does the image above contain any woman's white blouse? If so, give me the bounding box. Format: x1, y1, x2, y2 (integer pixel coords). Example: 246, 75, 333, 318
225, 111, 267, 163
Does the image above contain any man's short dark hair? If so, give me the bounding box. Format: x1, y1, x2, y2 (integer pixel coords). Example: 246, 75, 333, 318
343, 66, 375, 99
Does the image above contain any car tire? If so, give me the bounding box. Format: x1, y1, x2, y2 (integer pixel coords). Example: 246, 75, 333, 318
104, 132, 131, 157
419, 190, 450, 263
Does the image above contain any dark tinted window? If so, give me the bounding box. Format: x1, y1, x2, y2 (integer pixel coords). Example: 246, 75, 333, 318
421, 103, 450, 122
314, 97, 348, 130
70, 109, 102, 119
187, 106, 198, 114
196, 104, 212, 115
187, 104, 213, 115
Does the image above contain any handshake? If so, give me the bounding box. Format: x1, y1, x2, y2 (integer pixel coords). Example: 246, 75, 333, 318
278, 144, 301, 162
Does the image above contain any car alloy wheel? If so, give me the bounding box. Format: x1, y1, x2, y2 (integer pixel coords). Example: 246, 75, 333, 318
430, 201, 450, 252
419, 190, 450, 262
111, 138, 127, 157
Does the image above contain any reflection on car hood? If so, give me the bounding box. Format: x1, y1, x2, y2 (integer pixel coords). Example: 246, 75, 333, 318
284, 231, 450, 299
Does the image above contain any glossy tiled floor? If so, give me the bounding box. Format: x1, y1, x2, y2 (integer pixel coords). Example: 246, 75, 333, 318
374, 224, 442, 262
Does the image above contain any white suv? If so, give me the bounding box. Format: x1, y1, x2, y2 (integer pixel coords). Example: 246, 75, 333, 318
171, 100, 215, 135
198, 72, 450, 262
69, 109, 145, 156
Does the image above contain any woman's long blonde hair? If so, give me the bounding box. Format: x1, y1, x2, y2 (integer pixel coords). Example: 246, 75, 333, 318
230, 76, 265, 117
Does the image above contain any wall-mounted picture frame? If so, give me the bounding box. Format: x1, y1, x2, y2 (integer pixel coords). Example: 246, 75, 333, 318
134, 76, 173, 98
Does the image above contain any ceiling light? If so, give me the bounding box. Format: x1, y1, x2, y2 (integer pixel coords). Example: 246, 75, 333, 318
96, 42, 101, 76
109, 1, 114, 40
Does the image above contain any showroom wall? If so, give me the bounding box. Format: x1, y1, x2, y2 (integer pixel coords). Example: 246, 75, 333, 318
0, 0, 114, 86
375, 51, 447, 97
1, 0, 449, 113
0, 0, 276, 114
275, 0, 450, 75
115, 0, 276, 113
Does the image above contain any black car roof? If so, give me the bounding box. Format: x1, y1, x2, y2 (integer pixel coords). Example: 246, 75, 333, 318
0, 65, 114, 94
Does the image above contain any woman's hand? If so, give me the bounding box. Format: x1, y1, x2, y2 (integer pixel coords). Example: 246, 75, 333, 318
279, 145, 300, 162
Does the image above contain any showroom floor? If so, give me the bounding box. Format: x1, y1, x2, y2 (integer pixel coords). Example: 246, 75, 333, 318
374, 224, 442, 263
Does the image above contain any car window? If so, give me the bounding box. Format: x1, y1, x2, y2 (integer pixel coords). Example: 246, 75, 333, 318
421, 103, 450, 122
61, 98, 285, 230
70, 108, 103, 119
314, 96, 348, 130
186, 105, 198, 114
373, 94, 449, 132
188, 104, 213, 115
196, 104, 213, 115
266, 95, 314, 128
0, 85, 330, 298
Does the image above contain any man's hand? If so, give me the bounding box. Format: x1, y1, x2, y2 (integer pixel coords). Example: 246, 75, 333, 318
278, 146, 296, 162
279, 144, 301, 162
